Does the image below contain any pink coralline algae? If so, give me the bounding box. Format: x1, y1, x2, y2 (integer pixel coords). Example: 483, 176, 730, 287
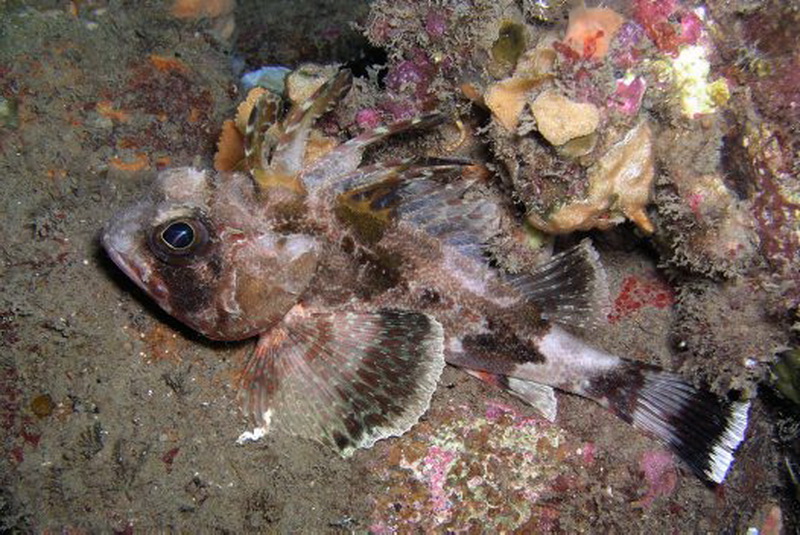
424, 9, 448, 40
385, 51, 435, 96
355, 108, 383, 130
635, 450, 678, 507
633, 0, 703, 55
611, 76, 647, 115
484, 400, 543, 429
611, 21, 646, 69
385, 60, 426, 92
382, 50, 438, 119
608, 274, 675, 324
368, 401, 581, 531
678, 11, 703, 46
751, 55, 800, 125
378, 98, 418, 122
748, 135, 800, 308
581, 442, 597, 465
415, 446, 458, 516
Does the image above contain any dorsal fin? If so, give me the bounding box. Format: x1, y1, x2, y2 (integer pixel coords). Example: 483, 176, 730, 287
269, 69, 353, 177
331, 156, 473, 194
395, 166, 502, 260
333, 159, 502, 260
505, 240, 610, 328
244, 90, 284, 174
302, 114, 447, 192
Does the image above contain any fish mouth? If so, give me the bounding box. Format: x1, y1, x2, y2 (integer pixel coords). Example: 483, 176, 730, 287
103, 234, 170, 303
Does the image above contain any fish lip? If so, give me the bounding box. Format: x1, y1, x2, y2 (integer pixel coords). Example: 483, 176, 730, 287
103, 235, 170, 302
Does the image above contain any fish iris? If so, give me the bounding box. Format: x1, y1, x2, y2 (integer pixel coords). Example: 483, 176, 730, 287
162, 221, 195, 250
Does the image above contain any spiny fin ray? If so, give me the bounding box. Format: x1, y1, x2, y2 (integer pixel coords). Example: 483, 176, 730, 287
334, 159, 502, 259
244, 90, 284, 174
270, 69, 354, 177
302, 114, 448, 192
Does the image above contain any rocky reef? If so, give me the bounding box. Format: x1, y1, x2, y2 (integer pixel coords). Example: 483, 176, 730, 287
0, 0, 797, 531
362, 0, 797, 391
362, 0, 798, 528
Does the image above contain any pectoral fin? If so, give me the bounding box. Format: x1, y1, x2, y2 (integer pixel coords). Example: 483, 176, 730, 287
237, 307, 445, 456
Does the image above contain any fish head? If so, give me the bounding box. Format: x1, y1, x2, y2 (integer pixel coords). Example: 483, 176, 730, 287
103, 167, 320, 340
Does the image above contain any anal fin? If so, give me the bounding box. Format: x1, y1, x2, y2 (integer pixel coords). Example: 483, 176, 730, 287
237, 307, 445, 455
465, 369, 558, 422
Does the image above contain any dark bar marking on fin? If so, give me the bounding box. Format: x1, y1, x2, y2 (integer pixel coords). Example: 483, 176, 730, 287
586, 364, 750, 484
244, 91, 283, 173
506, 239, 610, 328
237, 308, 445, 456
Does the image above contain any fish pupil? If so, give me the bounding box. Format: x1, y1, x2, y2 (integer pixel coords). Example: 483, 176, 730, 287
162, 221, 195, 250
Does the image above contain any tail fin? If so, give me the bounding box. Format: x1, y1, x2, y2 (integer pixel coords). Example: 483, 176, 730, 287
600, 365, 749, 484
452, 322, 750, 484
455, 346, 749, 482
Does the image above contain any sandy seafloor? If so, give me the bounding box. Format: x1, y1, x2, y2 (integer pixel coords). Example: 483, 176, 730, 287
0, 0, 794, 532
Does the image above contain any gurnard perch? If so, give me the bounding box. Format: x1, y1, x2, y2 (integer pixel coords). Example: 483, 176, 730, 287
103, 70, 748, 483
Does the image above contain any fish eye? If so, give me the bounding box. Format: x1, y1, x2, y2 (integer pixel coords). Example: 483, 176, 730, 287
149, 217, 210, 265
162, 221, 195, 250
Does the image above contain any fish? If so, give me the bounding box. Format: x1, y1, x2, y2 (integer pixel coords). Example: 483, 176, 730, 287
102, 69, 749, 483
